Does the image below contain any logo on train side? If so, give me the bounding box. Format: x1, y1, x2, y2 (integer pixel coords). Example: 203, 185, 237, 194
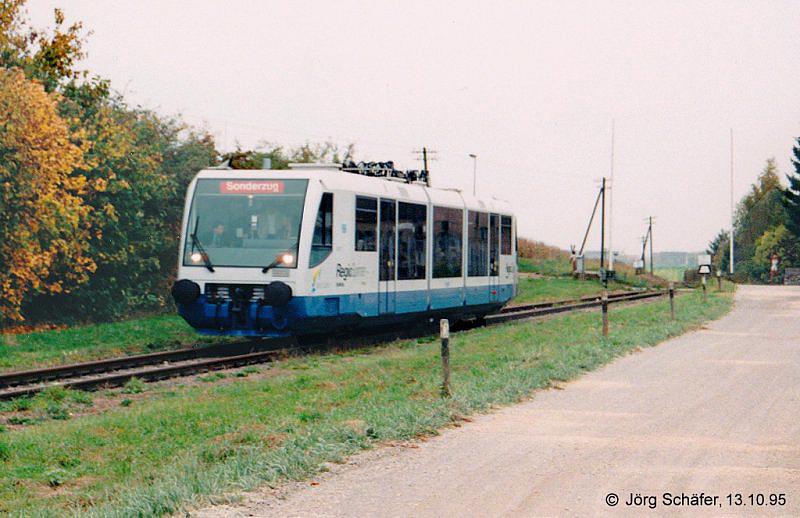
336, 263, 366, 281
219, 180, 285, 194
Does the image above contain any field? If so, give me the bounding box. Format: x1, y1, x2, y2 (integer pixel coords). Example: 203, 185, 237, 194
0, 316, 234, 373
514, 276, 628, 304
2, 263, 633, 374
654, 267, 686, 282
0, 287, 733, 516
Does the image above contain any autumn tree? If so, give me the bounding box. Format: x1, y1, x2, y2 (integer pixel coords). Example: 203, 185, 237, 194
782, 138, 800, 238
2, 2, 356, 323
733, 158, 786, 269
0, 68, 93, 322
707, 229, 730, 273
752, 225, 800, 282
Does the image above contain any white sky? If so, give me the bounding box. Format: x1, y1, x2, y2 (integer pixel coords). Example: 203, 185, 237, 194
27, 0, 800, 254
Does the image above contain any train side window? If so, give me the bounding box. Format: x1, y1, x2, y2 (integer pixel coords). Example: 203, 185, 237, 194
468, 211, 488, 276
501, 215, 513, 255
379, 199, 396, 281
490, 213, 500, 276
309, 192, 333, 267
433, 206, 463, 278
398, 202, 426, 280
355, 196, 377, 251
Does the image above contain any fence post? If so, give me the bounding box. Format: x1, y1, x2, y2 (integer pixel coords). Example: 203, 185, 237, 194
669, 282, 675, 321
717, 272, 722, 291
601, 291, 609, 338
440, 319, 450, 397
702, 275, 707, 303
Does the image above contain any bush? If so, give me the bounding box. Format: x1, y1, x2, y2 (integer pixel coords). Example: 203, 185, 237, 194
122, 378, 146, 394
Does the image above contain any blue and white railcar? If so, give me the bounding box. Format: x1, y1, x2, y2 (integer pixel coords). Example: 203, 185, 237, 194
171, 163, 517, 336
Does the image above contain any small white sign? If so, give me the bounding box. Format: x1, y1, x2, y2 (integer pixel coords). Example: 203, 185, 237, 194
440, 319, 450, 339
698, 264, 712, 275
634, 259, 644, 269
697, 254, 712, 266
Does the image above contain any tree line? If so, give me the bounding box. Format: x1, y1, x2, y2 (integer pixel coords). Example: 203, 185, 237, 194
707, 149, 800, 283
0, 2, 351, 327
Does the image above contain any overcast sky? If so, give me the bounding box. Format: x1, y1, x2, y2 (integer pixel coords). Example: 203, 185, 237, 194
28, 0, 800, 255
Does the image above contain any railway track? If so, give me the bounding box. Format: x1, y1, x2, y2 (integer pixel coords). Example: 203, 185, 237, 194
0, 289, 670, 401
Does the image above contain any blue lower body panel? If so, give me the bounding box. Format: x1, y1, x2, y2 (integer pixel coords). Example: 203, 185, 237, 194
178, 284, 515, 337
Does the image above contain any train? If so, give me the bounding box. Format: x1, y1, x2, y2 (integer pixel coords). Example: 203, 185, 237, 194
170, 161, 518, 336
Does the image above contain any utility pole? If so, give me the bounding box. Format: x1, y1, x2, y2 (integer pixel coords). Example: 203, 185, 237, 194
649, 216, 654, 275
641, 235, 648, 270
413, 147, 437, 187
608, 119, 616, 273
469, 154, 477, 196
600, 177, 606, 285
729, 128, 735, 275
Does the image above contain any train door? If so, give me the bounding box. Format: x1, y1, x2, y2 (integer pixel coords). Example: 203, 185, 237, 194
379, 199, 397, 314
489, 213, 500, 302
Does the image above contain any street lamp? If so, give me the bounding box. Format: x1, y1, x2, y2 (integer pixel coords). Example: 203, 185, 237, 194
469, 154, 477, 196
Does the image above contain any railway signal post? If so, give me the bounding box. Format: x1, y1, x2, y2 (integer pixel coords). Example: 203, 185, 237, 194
698, 255, 712, 304
440, 319, 451, 397
669, 282, 675, 320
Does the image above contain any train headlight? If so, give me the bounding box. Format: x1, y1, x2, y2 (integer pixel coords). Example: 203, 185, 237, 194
280, 253, 294, 265
190, 252, 203, 263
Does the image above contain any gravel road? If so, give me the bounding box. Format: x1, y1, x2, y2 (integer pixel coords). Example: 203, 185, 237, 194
195, 285, 800, 517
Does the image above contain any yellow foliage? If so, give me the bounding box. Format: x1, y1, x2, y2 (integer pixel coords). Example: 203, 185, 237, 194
0, 68, 93, 322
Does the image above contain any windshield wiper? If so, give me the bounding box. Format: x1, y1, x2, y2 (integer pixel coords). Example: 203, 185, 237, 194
190, 216, 215, 272
262, 250, 295, 273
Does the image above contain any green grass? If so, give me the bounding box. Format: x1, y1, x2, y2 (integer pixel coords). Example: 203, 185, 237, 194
2, 276, 631, 374
0, 288, 733, 516
655, 267, 686, 282
514, 276, 629, 304
518, 256, 572, 276
0, 315, 234, 372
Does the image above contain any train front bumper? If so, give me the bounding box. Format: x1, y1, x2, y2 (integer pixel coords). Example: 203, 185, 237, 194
177, 296, 296, 337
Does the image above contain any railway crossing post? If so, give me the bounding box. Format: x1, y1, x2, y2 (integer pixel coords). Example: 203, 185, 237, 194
702, 275, 707, 303
669, 282, 675, 321
440, 319, 451, 397
601, 291, 609, 338
698, 255, 711, 304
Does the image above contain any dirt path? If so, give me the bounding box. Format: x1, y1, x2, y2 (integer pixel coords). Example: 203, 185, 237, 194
195, 286, 800, 517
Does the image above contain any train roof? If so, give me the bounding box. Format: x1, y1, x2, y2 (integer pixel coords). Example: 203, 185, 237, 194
194, 167, 514, 215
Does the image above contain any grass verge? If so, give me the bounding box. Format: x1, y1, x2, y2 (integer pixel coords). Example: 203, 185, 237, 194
514, 276, 630, 304
2, 275, 630, 373
0, 315, 234, 372
0, 288, 733, 516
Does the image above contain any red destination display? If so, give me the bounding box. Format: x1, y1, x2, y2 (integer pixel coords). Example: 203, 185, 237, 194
219, 180, 285, 194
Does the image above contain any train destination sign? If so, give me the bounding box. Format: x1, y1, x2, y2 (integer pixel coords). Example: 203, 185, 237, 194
219, 180, 285, 194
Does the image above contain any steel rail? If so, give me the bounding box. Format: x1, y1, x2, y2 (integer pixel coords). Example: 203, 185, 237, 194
488, 290, 665, 324
0, 349, 290, 400
498, 289, 647, 314
0, 338, 293, 389
0, 289, 670, 401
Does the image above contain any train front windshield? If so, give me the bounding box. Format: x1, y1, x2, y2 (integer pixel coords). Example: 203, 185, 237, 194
183, 178, 309, 268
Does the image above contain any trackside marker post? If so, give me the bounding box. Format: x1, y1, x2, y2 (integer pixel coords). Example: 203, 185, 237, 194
440, 319, 451, 397
601, 291, 609, 338
669, 282, 675, 321
698, 256, 712, 304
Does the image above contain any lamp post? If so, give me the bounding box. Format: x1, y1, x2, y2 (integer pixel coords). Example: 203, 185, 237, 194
469, 154, 477, 196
